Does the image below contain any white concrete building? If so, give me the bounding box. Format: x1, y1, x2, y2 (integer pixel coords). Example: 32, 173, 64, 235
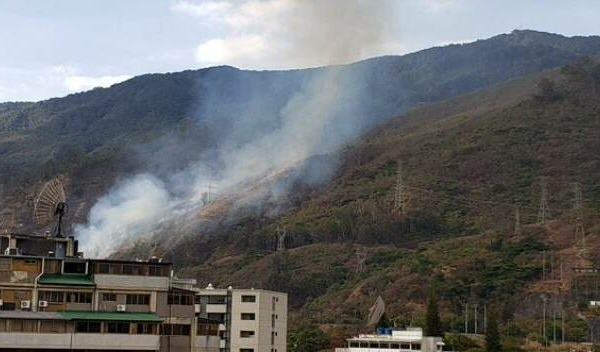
195, 285, 288, 352
336, 328, 444, 352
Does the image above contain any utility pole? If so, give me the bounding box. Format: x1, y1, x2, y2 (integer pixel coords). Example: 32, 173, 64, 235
394, 161, 404, 214
538, 177, 550, 225
474, 303, 478, 334
543, 251, 546, 281
562, 308, 565, 344
542, 296, 547, 343
514, 206, 522, 235
573, 182, 585, 247
465, 302, 469, 334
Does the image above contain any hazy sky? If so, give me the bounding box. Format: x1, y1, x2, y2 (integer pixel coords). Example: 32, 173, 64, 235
1, 0, 600, 102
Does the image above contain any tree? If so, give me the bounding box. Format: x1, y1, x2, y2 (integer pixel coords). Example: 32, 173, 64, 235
485, 308, 502, 352
288, 325, 330, 352
425, 292, 443, 336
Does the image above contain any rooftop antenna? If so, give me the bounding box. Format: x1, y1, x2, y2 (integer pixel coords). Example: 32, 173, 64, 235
34, 179, 68, 237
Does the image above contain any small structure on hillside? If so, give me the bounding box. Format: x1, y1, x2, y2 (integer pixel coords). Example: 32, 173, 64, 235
335, 327, 444, 352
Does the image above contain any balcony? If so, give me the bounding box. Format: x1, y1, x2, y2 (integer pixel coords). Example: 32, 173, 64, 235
0, 332, 160, 350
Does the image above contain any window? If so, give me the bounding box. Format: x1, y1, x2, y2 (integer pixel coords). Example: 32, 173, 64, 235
391, 344, 400, 349
380, 343, 390, 349
401, 344, 410, 349
350, 342, 360, 348
126, 294, 150, 305
106, 322, 130, 334
63, 261, 86, 274
241, 295, 256, 303
207, 313, 225, 323
271, 331, 275, 344
102, 293, 117, 302
0, 258, 11, 271
148, 265, 167, 276
75, 321, 101, 333
240, 349, 255, 352
137, 323, 155, 334
123, 264, 145, 275
272, 297, 276, 310
0, 319, 7, 332
161, 324, 191, 336
241, 330, 255, 338
40, 291, 64, 303
241, 313, 255, 320
66, 292, 92, 304
9, 319, 37, 332
40, 320, 66, 333
168, 292, 193, 305
207, 295, 227, 304
271, 314, 276, 328
198, 322, 219, 336
370, 342, 379, 348
97, 263, 110, 274
412, 344, 421, 350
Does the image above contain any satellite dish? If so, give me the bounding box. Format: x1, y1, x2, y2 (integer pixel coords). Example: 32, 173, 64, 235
367, 296, 386, 327
34, 179, 68, 237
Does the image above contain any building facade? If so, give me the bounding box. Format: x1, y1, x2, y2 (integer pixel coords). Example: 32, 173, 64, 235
335, 328, 444, 352
195, 285, 288, 352
0, 232, 220, 352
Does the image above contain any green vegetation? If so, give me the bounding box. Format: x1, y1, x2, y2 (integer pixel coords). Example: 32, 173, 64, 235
288, 325, 331, 352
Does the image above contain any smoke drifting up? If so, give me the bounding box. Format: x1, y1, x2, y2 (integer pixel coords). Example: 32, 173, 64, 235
75, 0, 400, 258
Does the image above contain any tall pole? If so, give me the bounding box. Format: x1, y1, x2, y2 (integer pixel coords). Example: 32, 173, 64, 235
574, 182, 585, 247
465, 303, 469, 334
474, 304, 478, 334
514, 206, 522, 235
562, 308, 565, 344
542, 296, 547, 344
538, 177, 550, 225
394, 161, 404, 214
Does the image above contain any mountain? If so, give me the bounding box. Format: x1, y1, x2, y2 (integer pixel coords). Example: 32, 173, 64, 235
2, 30, 600, 231
2, 30, 600, 343
168, 57, 600, 345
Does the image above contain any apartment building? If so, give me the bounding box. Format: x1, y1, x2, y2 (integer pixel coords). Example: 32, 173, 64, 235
195, 285, 288, 352
0, 232, 220, 352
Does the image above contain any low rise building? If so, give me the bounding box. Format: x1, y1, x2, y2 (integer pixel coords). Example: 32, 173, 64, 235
335, 328, 444, 352
195, 285, 288, 352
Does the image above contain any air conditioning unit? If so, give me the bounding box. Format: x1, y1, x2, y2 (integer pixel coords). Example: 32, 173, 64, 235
116, 304, 126, 312
20, 300, 31, 309
38, 300, 49, 308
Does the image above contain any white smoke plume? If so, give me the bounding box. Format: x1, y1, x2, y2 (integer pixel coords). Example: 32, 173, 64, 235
76, 0, 400, 258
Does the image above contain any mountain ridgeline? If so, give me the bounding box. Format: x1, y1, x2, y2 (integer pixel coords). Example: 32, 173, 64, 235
2, 30, 600, 231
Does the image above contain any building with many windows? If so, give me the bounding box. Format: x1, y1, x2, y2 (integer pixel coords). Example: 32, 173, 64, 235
0, 232, 221, 351
195, 285, 288, 352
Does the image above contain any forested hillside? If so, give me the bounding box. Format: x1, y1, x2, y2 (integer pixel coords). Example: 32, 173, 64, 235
166, 58, 600, 346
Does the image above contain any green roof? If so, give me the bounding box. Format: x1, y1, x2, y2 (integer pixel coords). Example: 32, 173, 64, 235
59, 311, 163, 322
38, 274, 95, 286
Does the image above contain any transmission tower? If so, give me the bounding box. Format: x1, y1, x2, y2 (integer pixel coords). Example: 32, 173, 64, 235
573, 182, 586, 247
356, 250, 367, 273
276, 226, 286, 252
394, 161, 404, 214
537, 177, 550, 225
514, 206, 522, 235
